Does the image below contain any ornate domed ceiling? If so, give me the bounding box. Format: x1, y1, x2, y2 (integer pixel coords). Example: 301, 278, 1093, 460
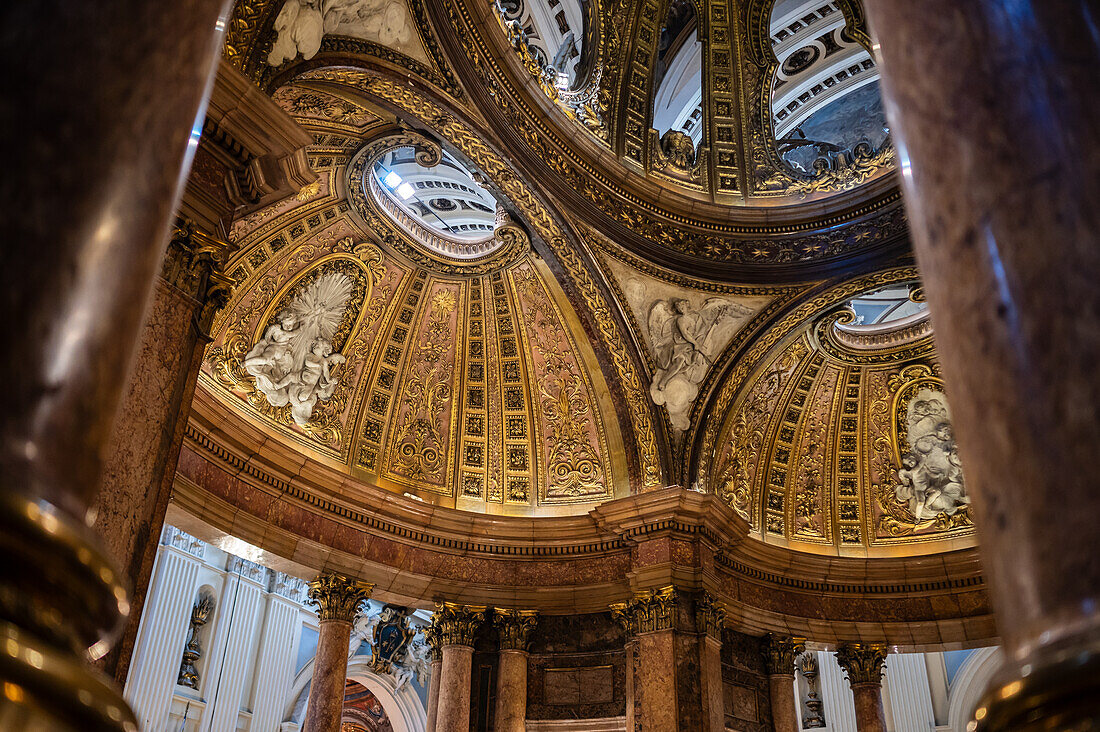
200, 0, 976, 558
695, 269, 974, 555
224, 0, 907, 279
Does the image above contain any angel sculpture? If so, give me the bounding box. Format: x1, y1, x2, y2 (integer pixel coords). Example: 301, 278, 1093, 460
268, 0, 325, 65
391, 637, 432, 691
648, 297, 752, 431
348, 611, 380, 659
245, 271, 354, 425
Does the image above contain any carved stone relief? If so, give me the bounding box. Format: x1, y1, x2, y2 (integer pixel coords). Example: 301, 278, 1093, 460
268, 0, 430, 66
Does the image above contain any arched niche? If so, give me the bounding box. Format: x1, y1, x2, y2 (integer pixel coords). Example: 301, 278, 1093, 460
281, 656, 427, 732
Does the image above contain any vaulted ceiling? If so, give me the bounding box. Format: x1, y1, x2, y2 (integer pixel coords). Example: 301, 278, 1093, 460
199, 0, 975, 557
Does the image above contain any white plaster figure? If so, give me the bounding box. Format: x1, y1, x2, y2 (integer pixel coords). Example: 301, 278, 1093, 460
648, 297, 752, 430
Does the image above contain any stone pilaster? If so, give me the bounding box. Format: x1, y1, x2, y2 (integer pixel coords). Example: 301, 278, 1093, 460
493, 609, 538, 732
612, 587, 724, 732
763, 635, 807, 732
835, 643, 888, 732
302, 575, 374, 732
433, 603, 486, 732
95, 217, 234, 684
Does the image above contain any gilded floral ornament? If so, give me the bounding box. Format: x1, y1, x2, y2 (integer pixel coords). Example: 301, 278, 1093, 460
695, 592, 726, 640
610, 586, 678, 635
433, 602, 487, 647
835, 643, 888, 685
307, 573, 374, 623
493, 609, 539, 651
762, 634, 807, 676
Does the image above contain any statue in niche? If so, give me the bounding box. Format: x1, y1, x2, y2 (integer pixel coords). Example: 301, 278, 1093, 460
177, 594, 215, 689
648, 297, 753, 431
893, 389, 970, 520
243, 272, 352, 425
269, 0, 416, 65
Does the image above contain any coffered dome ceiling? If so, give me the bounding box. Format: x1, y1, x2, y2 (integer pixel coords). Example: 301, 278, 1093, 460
201, 0, 975, 557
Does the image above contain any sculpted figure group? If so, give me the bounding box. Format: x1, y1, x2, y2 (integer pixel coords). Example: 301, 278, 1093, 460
894, 393, 970, 520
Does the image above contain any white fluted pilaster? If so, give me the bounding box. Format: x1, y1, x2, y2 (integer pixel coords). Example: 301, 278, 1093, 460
818, 651, 857, 732
249, 582, 303, 731
200, 560, 265, 732
124, 536, 202, 730
884, 652, 935, 732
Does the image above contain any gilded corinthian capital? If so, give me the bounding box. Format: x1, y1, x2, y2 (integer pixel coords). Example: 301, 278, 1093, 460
762, 634, 807, 676
493, 609, 539, 651
433, 602, 487, 647
835, 643, 888, 686
610, 585, 679, 636
306, 573, 374, 623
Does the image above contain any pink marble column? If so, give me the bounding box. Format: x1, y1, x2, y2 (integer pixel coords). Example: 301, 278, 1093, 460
862, 0, 1100, 726
493, 610, 538, 732
424, 642, 443, 732
835, 644, 887, 732
302, 575, 373, 732
0, 0, 229, 728
763, 635, 806, 732
432, 603, 486, 732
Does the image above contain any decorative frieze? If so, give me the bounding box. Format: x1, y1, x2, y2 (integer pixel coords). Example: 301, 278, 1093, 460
306, 573, 374, 623
835, 643, 888, 686
227, 554, 269, 584
493, 609, 539, 651
162, 525, 205, 559
432, 602, 487, 647
270, 571, 309, 604
609, 586, 678, 636
694, 592, 727, 640
762, 634, 807, 676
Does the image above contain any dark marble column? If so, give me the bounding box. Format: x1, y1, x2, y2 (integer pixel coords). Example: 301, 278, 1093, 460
95, 220, 233, 684
303, 575, 373, 732
0, 1, 230, 729
763, 635, 805, 732
493, 609, 538, 732
861, 1, 1100, 727
835, 644, 887, 732
433, 603, 486, 732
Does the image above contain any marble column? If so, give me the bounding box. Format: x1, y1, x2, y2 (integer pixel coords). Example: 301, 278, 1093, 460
493, 609, 538, 732
762, 635, 806, 732
302, 574, 374, 732
835, 644, 887, 732
612, 588, 680, 732
0, 0, 230, 727
424, 625, 443, 732
96, 220, 234, 684
433, 603, 487, 732
861, 0, 1100, 727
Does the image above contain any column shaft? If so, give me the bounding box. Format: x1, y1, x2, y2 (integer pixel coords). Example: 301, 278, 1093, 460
494, 649, 529, 732
862, 1, 1100, 723
303, 619, 353, 732
0, 0, 229, 726
425, 657, 442, 732
435, 645, 474, 732
767, 674, 799, 732
636, 631, 679, 731
851, 684, 887, 732
700, 637, 725, 732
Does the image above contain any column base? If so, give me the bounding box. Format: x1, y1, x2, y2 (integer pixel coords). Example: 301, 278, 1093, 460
0, 491, 135, 730
975, 637, 1100, 731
